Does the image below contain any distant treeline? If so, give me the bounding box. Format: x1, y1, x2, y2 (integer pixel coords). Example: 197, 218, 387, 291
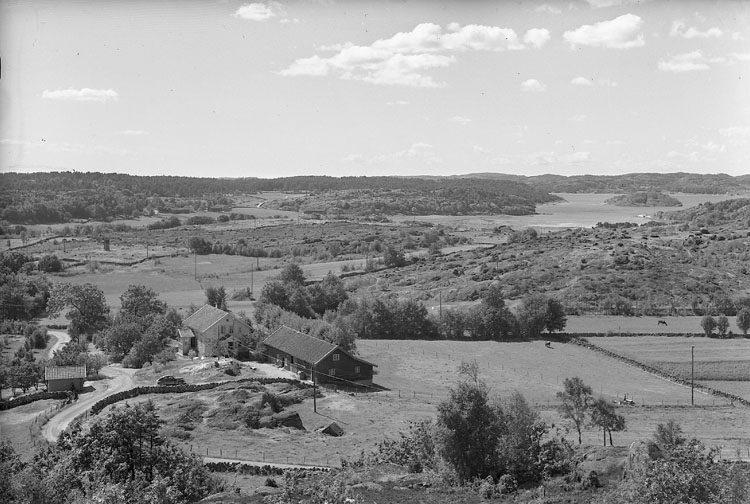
455, 172, 750, 195
0, 172, 560, 223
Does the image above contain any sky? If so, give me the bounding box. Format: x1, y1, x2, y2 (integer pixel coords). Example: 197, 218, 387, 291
1, 0, 749, 179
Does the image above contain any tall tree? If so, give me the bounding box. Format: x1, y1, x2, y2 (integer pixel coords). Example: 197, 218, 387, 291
119, 284, 167, 319
700, 315, 716, 337
204, 286, 227, 310
47, 283, 110, 341
589, 397, 626, 446
737, 307, 750, 336
556, 377, 593, 444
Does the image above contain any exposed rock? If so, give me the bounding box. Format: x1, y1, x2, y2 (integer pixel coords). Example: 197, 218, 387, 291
321, 422, 344, 437
260, 410, 304, 430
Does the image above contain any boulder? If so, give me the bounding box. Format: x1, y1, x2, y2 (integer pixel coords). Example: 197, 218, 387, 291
321, 422, 344, 437
259, 410, 304, 430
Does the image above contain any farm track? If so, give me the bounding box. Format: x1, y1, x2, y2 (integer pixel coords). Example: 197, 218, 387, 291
41, 365, 137, 443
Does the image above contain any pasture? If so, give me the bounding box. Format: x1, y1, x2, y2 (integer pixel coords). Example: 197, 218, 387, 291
589, 336, 750, 403
117, 339, 749, 467
564, 315, 735, 335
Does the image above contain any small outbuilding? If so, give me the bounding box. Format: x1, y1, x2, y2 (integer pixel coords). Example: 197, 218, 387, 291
263, 326, 375, 386
45, 365, 87, 392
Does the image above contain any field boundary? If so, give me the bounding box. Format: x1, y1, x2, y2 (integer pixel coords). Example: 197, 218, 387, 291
571, 337, 750, 407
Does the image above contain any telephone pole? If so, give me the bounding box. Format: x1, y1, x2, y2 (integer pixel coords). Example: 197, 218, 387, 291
691, 345, 695, 406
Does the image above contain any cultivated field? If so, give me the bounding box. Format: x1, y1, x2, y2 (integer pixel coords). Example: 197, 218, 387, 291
589, 336, 750, 403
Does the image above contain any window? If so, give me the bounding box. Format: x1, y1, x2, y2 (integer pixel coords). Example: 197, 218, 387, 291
355, 366, 360, 374
219, 326, 225, 334
332, 353, 340, 361
329, 368, 336, 376
228, 342, 234, 349
229, 326, 234, 334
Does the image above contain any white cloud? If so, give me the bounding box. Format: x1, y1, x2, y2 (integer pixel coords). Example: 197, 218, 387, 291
523, 28, 551, 48
280, 22, 539, 87
521, 79, 546, 92
386, 100, 410, 106
571, 76, 618, 87
670, 21, 723, 39
563, 14, 644, 49
659, 51, 750, 72
473, 145, 491, 154
529, 150, 591, 165
118, 130, 148, 136
719, 126, 750, 146
584, 0, 647, 7
449, 116, 472, 126
658, 50, 711, 72
534, 4, 562, 14
234, 3, 277, 21
42, 88, 118, 103
571, 76, 594, 86
569, 114, 587, 122
280, 17, 300, 24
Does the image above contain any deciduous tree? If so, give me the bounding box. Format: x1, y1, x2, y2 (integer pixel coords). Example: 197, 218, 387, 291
700, 315, 716, 337
119, 284, 166, 318
736, 307, 750, 336
556, 377, 593, 444
589, 397, 625, 446
47, 283, 110, 341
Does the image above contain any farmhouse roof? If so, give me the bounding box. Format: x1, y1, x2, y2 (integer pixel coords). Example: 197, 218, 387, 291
263, 326, 375, 367
183, 304, 229, 333
45, 365, 87, 380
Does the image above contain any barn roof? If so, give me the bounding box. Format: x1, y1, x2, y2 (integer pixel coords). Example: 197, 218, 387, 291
263, 326, 338, 365
183, 304, 229, 333
45, 365, 87, 380
263, 326, 375, 367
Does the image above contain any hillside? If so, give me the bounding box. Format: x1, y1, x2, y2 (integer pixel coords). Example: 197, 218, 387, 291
604, 191, 682, 207
457, 172, 750, 195
351, 205, 750, 317
0, 172, 560, 223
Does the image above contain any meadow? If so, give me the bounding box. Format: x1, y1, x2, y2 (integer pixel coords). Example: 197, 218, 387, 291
589, 336, 750, 402
100, 339, 749, 468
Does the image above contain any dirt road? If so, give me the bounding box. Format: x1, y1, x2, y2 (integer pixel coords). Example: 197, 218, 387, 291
45, 329, 71, 359
41, 364, 138, 443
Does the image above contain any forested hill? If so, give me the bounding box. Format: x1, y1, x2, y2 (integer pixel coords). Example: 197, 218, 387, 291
0, 171, 561, 224
457, 172, 750, 194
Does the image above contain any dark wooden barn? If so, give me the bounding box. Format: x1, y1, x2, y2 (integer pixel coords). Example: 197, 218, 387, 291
45, 365, 87, 392
263, 326, 375, 386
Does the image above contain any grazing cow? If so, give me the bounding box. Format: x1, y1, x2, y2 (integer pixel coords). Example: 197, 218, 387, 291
657, 320, 668, 326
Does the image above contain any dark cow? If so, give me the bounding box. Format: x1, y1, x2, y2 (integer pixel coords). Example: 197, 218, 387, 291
657, 320, 668, 326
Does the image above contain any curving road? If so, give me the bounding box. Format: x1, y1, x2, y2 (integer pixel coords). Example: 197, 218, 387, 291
41, 364, 138, 443
45, 329, 71, 359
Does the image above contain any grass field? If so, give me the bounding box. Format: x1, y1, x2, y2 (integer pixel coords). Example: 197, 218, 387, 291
565, 315, 739, 335
588, 336, 750, 408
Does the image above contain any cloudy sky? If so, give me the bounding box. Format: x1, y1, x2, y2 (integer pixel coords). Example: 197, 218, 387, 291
1, 0, 749, 178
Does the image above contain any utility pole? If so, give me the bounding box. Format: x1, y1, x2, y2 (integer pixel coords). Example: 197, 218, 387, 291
691, 345, 695, 406
312, 364, 317, 413
250, 265, 254, 298
439, 291, 442, 321
194, 251, 197, 281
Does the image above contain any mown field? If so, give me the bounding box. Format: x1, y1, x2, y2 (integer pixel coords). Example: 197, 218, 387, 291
589, 337, 750, 402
